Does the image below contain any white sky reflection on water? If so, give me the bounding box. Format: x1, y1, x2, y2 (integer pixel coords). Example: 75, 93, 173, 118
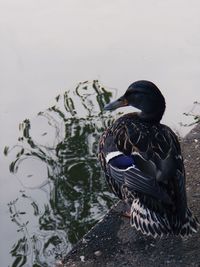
1, 0, 200, 265
0, 0, 200, 131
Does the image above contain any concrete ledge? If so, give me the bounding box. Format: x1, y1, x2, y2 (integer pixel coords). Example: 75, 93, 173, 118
63, 124, 200, 267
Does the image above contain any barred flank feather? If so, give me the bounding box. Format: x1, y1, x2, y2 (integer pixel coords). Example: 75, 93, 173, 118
130, 198, 172, 238
130, 198, 199, 238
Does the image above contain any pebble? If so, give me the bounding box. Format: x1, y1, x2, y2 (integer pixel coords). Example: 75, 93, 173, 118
94, 250, 102, 256
80, 255, 85, 262
82, 238, 88, 244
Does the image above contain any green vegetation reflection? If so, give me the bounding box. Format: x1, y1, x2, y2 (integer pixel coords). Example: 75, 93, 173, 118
5, 81, 117, 267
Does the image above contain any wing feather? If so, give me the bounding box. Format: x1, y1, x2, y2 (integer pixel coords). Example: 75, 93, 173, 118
99, 113, 198, 237
109, 164, 172, 204
100, 113, 186, 212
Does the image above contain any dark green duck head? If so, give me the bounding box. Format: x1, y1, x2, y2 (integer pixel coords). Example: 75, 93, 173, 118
104, 80, 166, 123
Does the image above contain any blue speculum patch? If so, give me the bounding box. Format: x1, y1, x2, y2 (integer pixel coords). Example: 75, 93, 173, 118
109, 155, 135, 169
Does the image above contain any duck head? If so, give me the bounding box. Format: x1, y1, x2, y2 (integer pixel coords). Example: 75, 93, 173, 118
104, 80, 166, 123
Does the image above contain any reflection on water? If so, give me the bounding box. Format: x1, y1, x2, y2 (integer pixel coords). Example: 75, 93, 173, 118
182, 101, 200, 126
4, 81, 117, 267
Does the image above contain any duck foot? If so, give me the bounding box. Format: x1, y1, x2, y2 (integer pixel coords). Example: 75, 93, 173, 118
120, 202, 131, 218
121, 210, 131, 218
113, 201, 132, 218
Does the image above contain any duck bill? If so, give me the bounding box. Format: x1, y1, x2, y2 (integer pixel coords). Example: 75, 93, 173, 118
104, 97, 128, 111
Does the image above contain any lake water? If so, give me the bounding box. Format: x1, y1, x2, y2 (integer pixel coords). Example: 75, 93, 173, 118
1, 1, 200, 266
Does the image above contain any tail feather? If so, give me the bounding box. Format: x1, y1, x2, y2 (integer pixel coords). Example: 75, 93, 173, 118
178, 208, 199, 236
130, 198, 199, 238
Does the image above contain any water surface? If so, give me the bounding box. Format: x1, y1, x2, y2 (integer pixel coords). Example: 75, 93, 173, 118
4, 81, 117, 266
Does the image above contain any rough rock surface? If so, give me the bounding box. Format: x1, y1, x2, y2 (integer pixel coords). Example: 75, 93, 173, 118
63, 124, 200, 267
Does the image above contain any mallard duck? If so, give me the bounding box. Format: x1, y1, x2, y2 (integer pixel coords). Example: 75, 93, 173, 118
98, 80, 198, 238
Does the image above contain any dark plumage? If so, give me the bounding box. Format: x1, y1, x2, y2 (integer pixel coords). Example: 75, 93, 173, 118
98, 80, 199, 238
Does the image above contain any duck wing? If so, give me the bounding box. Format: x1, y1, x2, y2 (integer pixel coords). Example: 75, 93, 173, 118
99, 114, 186, 210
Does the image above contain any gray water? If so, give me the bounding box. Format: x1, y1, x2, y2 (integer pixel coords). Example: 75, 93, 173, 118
1, 1, 200, 266
2, 81, 118, 266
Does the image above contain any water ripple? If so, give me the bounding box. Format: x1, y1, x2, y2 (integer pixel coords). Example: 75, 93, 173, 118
5, 81, 117, 267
